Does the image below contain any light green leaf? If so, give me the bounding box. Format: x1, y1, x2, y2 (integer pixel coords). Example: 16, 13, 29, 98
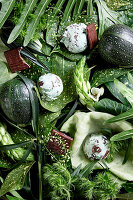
24, 0, 52, 46
0, 162, 34, 197
128, 72, 133, 85
61, 0, 76, 23
59, 0, 76, 34
104, 108, 133, 124
8, 0, 38, 44
0, 61, 17, 85
0, 0, 16, 29
94, 0, 122, 38
36, 53, 77, 112
114, 78, 133, 107
79, 161, 97, 178
48, 0, 66, 20
72, 0, 85, 20
111, 129, 133, 141
46, 16, 59, 47
0, 38, 9, 63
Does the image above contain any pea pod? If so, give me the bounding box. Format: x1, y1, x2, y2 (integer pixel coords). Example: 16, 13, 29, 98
0, 122, 34, 161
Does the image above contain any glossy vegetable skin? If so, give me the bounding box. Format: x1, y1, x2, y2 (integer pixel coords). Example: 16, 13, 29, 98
0, 77, 34, 124
98, 24, 133, 66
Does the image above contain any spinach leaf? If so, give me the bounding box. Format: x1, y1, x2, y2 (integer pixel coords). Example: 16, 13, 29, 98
94, 98, 130, 115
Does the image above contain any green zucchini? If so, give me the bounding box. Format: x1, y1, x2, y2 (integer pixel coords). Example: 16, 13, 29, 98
98, 24, 133, 66
0, 77, 35, 124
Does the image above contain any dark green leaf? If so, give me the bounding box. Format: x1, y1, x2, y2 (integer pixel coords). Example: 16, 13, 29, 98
116, 193, 133, 199
104, 108, 133, 124
108, 71, 133, 106
20, 48, 49, 71
7, 144, 34, 171
17, 73, 39, 135
58, 100, 78, 129
0, 0, 16, 29
53, 46, 84, 62
0, 156, 12, 168
7, 0, 38, 44
0, 112, 35, 139
24, 0, 53, 46
0, 140, 32, 151
91, 68, 133, 87
79, 161, 97, 178
122, 138, 132, 164
94, 98, 129, 115
6, 195, 23, 200
114, 79, 133, 107
0, 162, 34, 197
123, 182, 133, 193
106, 81, 130, 107
71, 163, 82, 177
99, 159, 109, 170
110, 129, 133, 141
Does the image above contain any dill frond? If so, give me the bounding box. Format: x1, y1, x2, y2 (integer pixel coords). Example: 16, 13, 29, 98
93, 171, 119, 200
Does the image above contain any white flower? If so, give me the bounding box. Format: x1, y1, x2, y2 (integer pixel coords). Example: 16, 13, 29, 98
38, 73, 63, 101
61, 23, 87, 53
91, 87, 104, 101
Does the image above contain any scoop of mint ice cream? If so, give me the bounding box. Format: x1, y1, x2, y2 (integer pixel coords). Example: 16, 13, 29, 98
38, 73, 63, 101
61, 23, 87, 53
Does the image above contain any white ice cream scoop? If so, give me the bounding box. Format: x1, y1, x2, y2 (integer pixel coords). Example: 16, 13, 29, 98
38, 73, 63, 101
61, 23, 87, 53
83, 134, 110, 160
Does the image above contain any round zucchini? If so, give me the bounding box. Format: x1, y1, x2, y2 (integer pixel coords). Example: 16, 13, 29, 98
98, 24, 133, 66
0, 77, 34, 124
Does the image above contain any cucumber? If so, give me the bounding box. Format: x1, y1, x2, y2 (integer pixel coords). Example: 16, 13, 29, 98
98, 24, 133, 66
0, 77, 35, 124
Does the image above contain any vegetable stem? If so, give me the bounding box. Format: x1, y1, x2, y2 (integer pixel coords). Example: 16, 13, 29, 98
38, 143, 43, 200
